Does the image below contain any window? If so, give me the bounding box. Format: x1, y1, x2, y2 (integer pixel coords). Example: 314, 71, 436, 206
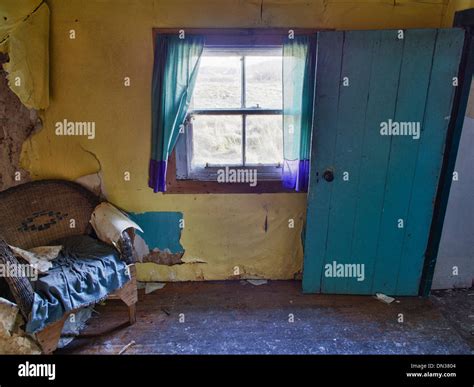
176, 46, 284, 182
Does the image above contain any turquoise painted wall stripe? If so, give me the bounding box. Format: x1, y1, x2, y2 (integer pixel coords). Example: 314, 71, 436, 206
129, 212, 184, 254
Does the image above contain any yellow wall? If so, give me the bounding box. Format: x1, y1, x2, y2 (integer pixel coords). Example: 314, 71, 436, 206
20, 0, 473, 282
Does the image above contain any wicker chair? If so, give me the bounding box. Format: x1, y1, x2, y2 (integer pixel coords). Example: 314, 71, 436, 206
0, 180, 138, 354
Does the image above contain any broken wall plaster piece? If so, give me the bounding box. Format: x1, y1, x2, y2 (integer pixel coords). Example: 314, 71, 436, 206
0, 329, 41, 354
374, 293, 396, 304
118, 340, 135, 355
181, 256, 206, 264
8, 244, 62, 274
0, 53, 41, 191
77, 145, 108, 197
137, 241, 204, 267
247, 279, 268, 286
75, 171, 106, 199
0, 297, 40, 354
90, 202, 143, 247
142, 248, 184, 266
0, 297, 19, 332
128, 212, 185, 255
144, 282, 166, 294
133, 234, 150, 262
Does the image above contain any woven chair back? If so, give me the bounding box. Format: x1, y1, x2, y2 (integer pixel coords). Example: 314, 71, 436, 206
0, 180, 100, 249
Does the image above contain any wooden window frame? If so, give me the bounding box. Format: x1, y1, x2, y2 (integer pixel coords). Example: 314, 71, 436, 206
153, 28, 321, 194
175, 111, 284, 182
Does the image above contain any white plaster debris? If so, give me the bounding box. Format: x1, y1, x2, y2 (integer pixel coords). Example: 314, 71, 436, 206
133, 234, 150, 262
247, 279, 268, 286
9, 245, 62, 273
0, 297, 19, 332
90, 202, 143, 246
75, 172, 105, 198
145, 282, 166, 294
118, 340, 135, 355
374, 293, 396, 304
0, 298, 40, 354
181, 256, 206, 264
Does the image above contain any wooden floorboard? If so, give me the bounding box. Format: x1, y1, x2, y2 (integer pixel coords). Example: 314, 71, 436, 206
56, 281, 473, 355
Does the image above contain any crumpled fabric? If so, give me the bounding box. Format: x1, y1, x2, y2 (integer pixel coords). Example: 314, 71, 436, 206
26, 235, 130, 334
0, 0, 49, 109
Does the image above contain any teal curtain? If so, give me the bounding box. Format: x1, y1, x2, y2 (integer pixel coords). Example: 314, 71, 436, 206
282, 36, 317, 191
149, 35, 204, 192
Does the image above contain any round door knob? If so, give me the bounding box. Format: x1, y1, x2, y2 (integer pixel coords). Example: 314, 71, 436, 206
323, 169, 334, 182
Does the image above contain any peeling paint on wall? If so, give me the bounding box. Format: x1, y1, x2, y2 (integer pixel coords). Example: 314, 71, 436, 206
74, 146, 107, 198
0, 53, 40, 191
75, 171, 105, 198
142, 249, 185, 266
14, 0, 470, 282
129, 212, 185, 266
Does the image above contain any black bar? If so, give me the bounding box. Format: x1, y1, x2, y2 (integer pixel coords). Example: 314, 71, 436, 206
0, 355, 472, 386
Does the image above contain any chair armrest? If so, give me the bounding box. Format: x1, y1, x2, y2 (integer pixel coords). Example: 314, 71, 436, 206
90, 203, 142, 264
0, 238, 34, 319
117, 229, 136, 264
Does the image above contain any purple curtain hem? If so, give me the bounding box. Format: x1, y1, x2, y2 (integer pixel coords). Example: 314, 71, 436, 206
148, 159, 167, 193
282, 159, 310, 192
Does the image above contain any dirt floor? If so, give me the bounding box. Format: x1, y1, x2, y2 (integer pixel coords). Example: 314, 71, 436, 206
57, 281, 473, 355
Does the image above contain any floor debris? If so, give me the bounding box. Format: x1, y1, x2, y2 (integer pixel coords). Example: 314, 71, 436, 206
0, 297, 19, 332
0, 297, 40, 354
247, 279, 268, 286
374, 293, 395, 304
118, 340, 135, 355
145, 282, 166, 294
57, 281, 473, 355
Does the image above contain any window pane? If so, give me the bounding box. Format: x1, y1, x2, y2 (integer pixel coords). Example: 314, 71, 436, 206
245, 115, 283, 165
192, 115, 242, 167
245, 56, 282, 109
192, 56, 241, 109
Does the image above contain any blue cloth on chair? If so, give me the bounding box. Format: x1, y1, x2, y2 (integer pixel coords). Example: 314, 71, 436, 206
26, 235, 130, 334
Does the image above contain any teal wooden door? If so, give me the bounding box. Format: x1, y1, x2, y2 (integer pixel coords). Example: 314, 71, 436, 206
302, 29, 465, 295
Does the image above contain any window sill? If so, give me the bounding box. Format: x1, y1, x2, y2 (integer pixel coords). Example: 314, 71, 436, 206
165, 151, 302, 194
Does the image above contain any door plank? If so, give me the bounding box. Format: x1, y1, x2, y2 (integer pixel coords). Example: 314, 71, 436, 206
372, 29, 437, 295
396, 29, 465, 295
322, 31, 375, 294
302, 31, 344, 293
350, 30, 404, 294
